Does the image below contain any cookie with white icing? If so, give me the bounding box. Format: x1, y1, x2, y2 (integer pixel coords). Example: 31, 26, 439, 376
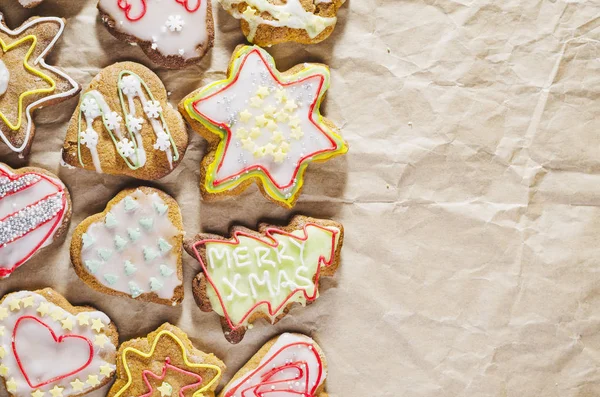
0, 163, 72, 279
70, 186, 184, 306
219, 0, 345, 46
219, 333, 328, 397
179, 45, 348, 209
61, 62, 188, 180
184, 215, 343, 343
0, 288, 119, 397
0, 15, 80, 156
108, 323, 225, 397
98, 0, 214, 69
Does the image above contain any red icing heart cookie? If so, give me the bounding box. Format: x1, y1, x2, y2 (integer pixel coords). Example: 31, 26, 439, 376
0, 163, 71, 278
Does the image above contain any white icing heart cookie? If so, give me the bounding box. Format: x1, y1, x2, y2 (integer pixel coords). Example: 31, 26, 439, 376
0, 163, 72, 279
0, 289, 118, 397
70, 186, 184, 306
98, 0, 214, 69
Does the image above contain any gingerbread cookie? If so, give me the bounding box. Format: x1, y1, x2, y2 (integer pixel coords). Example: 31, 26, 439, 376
219, 333, 328, 397
108, 323, 224, 397
179, 45, 347, 208
62, 62, 188, 180
0, 15, 80, 156
184, 215, 343, 343
0, 288, 119, 397
71, 186, 184, 306
218, 0, 345, 46
0, 162, 71, 279
98, 0, 214, 69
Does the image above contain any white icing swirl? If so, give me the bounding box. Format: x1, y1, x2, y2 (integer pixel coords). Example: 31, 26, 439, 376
0, 60, 9, 96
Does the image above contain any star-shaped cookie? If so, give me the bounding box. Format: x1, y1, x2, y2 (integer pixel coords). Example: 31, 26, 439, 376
0, 15, 80, 156
180, 45, 347, 208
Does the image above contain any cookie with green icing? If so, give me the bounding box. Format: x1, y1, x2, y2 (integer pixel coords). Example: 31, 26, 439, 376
218, 0, 346, 46
184, 215, 344, 344
70, 186, 184, 306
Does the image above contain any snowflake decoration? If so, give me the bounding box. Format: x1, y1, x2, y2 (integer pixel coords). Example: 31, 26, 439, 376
144, 101, 162, 119
165, 15, 185, 32
153, 131, 171, 152
79, 129, 98, 148
81, 98, 101, 119
117, 138, 135, 157
126, 115, 144, 132
105, 111, 123, 131
119, 75, 141, 97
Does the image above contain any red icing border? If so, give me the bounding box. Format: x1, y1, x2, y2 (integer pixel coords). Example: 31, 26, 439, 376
140, 357, 204, 397
12, 315, 94, 389
191, 223, 338, 330
117, 0, 201, 22
191, 48, 338, 191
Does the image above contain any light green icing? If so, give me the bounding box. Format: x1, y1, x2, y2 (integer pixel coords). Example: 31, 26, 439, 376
139, 217, 154, 230
129, 281, 143, 298
114, 235, 128, 251
124, 260, 137, 276
158, 238, 172, 253
150, 277, 163, 292
154, 202, 168, 215
105, 212, 118, 228
127, 227, 141, 241
104, 274, 119, 285
159, 265, 174, 277
143, 247, 159, 262
85, 260, 102, 274
97, 248, 113, 261
204, 224, 340, 326
82, 233, 95, 249
124, 196, 138, 212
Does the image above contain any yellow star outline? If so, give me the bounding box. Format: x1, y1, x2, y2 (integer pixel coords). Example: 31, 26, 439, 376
113, 330, 222, 397
0, 34, 56, 131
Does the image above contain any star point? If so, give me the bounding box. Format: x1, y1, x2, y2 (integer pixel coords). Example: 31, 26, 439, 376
0, 307, 8, 320
31, 390, 45, 397
77, 312, 90, 325
8, 299, 21, 311
22, 296, 35, 308
6, 378, 17, 393
86, 374, 100, 387
157, 382, 173, 397
94, 334, 108, 348
50, 309, 64, 321
49, 385, 64, 397
61, 317, 74, 331
70, 379, 85, 391
0, 364, 8, 376
37, 302, 50, 316
91, 318, 105, 333
100, 364, 114, 377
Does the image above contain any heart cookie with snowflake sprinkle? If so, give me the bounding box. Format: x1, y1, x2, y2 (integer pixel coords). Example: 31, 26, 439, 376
61, 62, 188, 180
0, 162, 71, 279
0, 288, 118, 397
108, 323, 225, 397
219, 333, 328, 397
179, 45, 348, 209
70, 186, 184, 305
184, 215, 343, 343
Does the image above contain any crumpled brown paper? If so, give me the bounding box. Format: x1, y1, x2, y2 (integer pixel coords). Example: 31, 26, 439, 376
2, 0, 600, 396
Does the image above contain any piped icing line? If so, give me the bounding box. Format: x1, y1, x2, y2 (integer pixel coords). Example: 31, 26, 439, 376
221, 333, 326, 397
0, 16, 79, 154
139, 357, 203, 397
190, 222, 340, 330
218, 0, 337, 42
0, 165, 69, 278
112, 330, 222, 397
76, 70, 179, 174
182, 46, 347, 207
117, 0, 201, 21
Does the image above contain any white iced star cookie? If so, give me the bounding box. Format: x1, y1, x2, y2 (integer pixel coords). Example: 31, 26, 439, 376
61, 62, 188, 180
0, 289, 117, 397
218, 0, 346, 46
179, 45, 348, 209
98, 0, 214, 69
70, 186, 184, 306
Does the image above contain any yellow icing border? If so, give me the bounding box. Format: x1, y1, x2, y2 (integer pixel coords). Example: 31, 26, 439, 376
113, 330, 222, 397
0, 35, 56, 131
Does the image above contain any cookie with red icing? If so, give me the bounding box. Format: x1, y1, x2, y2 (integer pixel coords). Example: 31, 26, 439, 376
0, 162, 71, 279
219, 333, 328, 397
97, 0, 214, 69
108, 323, 224, 397
184, 215, 343, 343
0, 288, 119, 397
179, 45, 348, 208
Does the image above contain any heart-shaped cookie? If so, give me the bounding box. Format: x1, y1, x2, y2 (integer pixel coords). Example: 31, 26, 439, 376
184, 215, 344, 343
0, 288, 118, 397
61, 62, 188, 180
0, 163, 71, 279
219, 333, 328, 397
71, 186, 184, 305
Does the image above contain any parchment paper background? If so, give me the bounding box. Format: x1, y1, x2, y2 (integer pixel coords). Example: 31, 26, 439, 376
2, 0, 600, 396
